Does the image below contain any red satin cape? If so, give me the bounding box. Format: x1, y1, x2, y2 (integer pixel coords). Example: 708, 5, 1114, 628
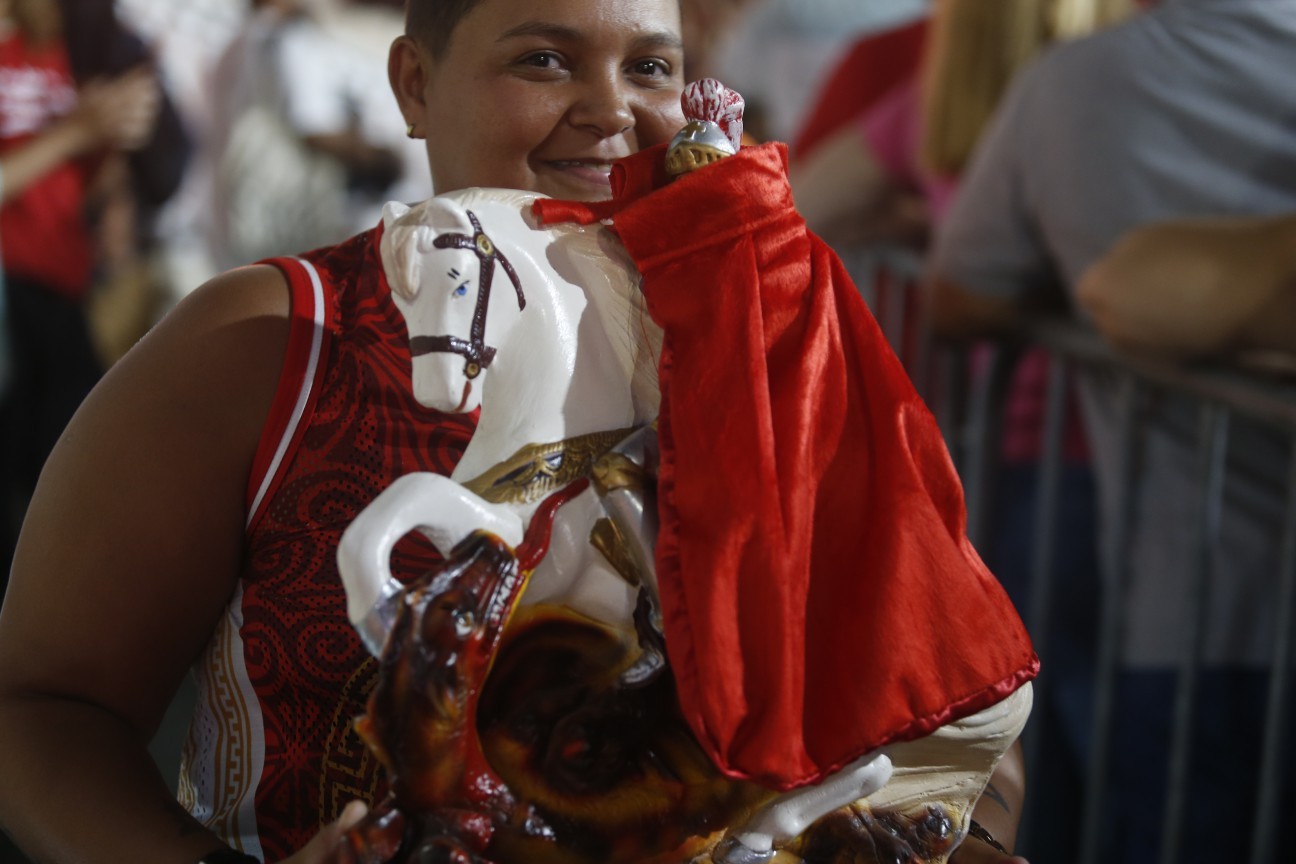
534, 143, 1038, 792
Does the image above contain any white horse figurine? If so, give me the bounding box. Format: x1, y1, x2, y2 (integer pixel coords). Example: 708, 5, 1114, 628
335, 187, 1030, 863
337, 187, 663, 656
335, 187, 901, 857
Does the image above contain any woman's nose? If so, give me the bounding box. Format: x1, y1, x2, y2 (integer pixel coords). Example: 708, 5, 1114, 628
569, 74, 635, 137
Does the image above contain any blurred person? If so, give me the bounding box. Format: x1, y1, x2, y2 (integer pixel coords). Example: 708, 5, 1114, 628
55, 0, 191, 360
791, 0, 1131, 246
115, 0, 416, 304
110, 0, 245, 306
789, 14, 927, 165
0, 0, 160, 570
208, 0, 402, 270
707, 0, 928, 144
0, 1, 1037, 863
57, 0, 192, 358
930, 1, 1296, 861
57, 0, 189, 219
309, 0, 433, 220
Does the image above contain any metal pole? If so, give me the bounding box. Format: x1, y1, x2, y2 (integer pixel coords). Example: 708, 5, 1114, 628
1249, 442, 1296, 864
1079, 375, 1141, 864
963, 346, 1015, 551
1158, 405, 1230, 864
1016, 354, 1068, 855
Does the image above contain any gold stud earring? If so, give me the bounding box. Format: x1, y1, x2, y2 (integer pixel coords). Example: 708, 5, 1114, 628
406, 123, 417, 139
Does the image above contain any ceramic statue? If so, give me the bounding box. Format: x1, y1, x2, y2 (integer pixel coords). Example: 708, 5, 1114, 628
329, 80, 1032, 864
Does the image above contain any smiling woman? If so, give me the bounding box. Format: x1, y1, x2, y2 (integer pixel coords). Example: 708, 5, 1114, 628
390, 0, 686, 199
0, 1, 686, 863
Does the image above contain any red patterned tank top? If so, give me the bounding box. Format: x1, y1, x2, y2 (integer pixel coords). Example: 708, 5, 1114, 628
177, 225, 477, 861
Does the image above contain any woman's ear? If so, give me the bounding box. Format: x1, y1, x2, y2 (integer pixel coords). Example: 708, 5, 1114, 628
389, 34, 431, 137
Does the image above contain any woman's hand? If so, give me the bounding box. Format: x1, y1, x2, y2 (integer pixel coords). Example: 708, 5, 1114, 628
276, 801, 370, 864
0, 66, 159, 203
72, 65, 161, 152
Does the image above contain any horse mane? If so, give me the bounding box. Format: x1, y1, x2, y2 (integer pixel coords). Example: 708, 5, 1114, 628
554, 222, 663, 423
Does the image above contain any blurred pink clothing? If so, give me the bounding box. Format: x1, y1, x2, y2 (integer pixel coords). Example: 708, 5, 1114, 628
859, 78, 959, 225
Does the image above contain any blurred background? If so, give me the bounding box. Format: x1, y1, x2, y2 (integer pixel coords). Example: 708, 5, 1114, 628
2, 1, 1294, 863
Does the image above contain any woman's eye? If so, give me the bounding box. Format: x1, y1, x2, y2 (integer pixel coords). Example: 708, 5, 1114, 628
520, 51, 563, 70
630, 59, 670, 79
453, 281, 469, 297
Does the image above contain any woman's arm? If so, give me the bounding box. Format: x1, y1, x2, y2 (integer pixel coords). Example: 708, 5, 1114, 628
0, 265, 288, 864
789, 123, 894, 244
1077, 214, 1296, 358
925, 273, 1026, 344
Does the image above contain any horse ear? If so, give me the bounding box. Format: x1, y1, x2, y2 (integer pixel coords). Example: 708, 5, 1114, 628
380, 201, 421, 301
383, 200, 411, 230
380, 195, 476, 300
422, 195, 476, 240
381, 224, 422, 301
411, 195, 475, 258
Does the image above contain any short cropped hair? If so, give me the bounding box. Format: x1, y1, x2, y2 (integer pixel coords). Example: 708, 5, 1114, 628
406, 0, 483, 58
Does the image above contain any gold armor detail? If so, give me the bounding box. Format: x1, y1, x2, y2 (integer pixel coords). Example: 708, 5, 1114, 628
463, 426, 639, 505
665, 142, 733, 177
591, 451, 648, 497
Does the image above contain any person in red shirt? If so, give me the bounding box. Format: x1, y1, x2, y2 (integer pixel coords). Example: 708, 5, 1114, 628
0, 0, 159, 573
789, 16, 928, 163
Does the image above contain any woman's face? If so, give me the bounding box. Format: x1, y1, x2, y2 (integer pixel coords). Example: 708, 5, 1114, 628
392, 0, 686, 201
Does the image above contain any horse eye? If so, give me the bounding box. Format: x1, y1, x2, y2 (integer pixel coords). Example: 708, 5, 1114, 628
453, 282, 469, 297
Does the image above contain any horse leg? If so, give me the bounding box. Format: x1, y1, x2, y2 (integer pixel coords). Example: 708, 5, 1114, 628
519, 487, 639, 624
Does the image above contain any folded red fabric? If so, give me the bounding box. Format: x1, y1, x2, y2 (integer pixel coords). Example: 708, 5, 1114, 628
534, 142, 1038, 791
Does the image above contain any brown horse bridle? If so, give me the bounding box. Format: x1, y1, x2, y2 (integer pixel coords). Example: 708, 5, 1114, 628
408, 210, 526, 380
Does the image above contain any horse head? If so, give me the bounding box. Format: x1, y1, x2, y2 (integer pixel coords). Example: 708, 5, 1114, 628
381, 193, 532, 415
382, 189, 660, 445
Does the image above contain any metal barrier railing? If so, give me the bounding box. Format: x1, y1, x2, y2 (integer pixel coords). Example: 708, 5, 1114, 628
1017, 321, 1296, 864
838, 248, 1296, 864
